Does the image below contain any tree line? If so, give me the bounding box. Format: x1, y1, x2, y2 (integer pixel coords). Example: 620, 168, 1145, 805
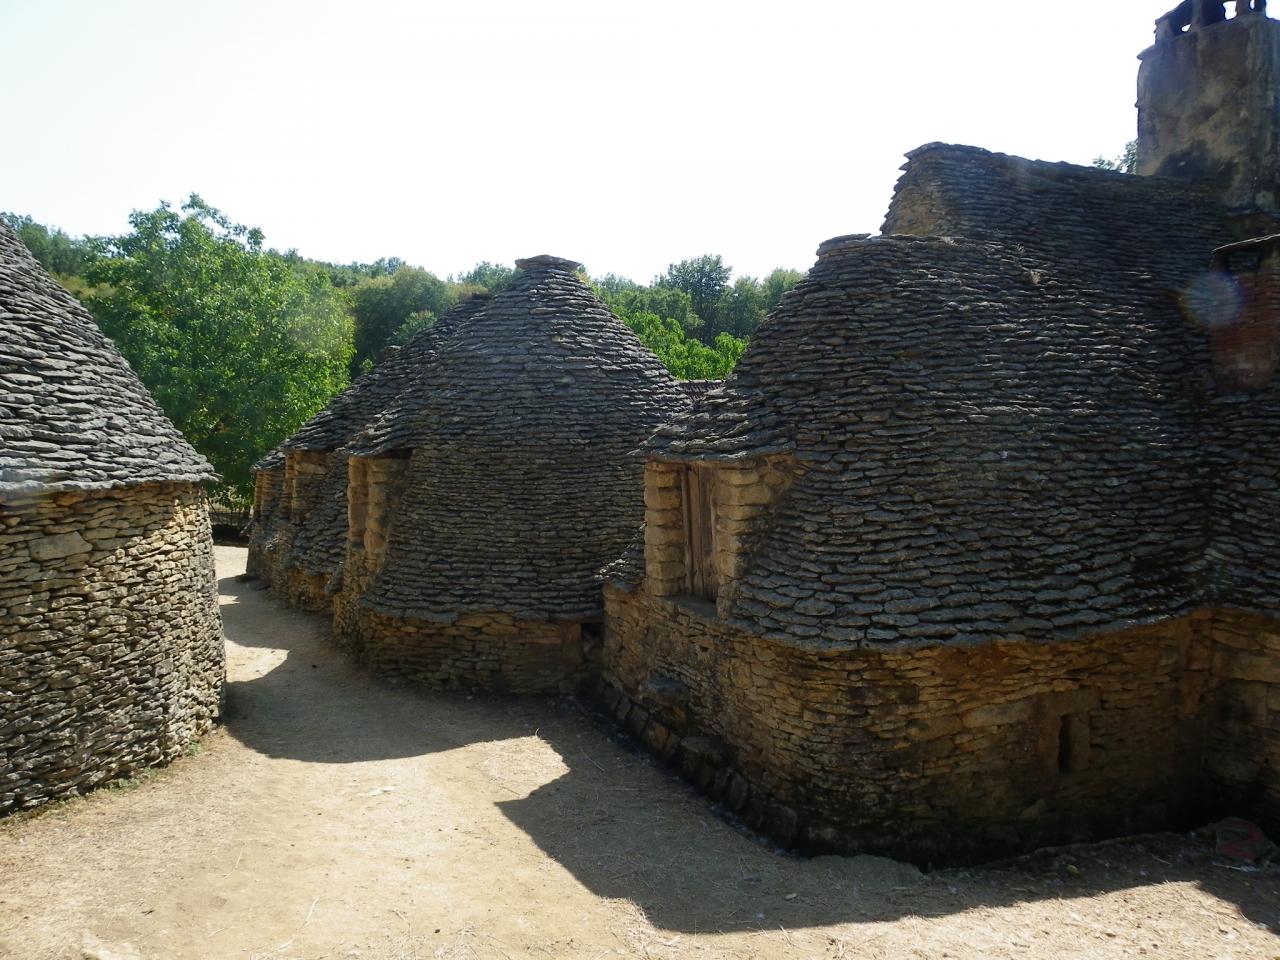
5, 199, 800, 504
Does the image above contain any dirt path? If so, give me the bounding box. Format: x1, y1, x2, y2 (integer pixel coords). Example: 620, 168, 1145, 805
0, 547, 1277, 960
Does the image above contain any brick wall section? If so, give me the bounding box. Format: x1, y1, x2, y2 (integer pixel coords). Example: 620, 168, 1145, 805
602, 584, 1280, 865
251, 452, 333, 610
282, 450, 331, 523
272, 566, 331, 614
331, 456, 407, 654
0, 483, 224, 814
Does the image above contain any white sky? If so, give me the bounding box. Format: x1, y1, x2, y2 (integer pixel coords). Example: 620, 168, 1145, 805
1, 0, 1164, 282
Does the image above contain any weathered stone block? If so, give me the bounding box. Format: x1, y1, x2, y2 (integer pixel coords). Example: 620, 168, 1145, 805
29, 532, 91, 562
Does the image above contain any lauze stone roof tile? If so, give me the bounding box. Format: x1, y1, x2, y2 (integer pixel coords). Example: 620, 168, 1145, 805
353, 254, 689, 621
629, 144, 1280, 649
0, 221, 214, 495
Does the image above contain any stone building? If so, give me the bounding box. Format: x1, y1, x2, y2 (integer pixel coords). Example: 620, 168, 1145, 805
600, 2, 1280, 865
247, 296, 490, 610
334, 255, 688, 693
0, 222, 224, 814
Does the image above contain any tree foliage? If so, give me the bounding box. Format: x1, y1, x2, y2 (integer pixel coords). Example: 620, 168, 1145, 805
596, 275, 700, 335
9, 204, 798, 485
348, 267, 454, 373
657, 255, 732, 332
621, 311, 746, 380
2, 211, 95, 277
388, 309, 437, 347
1092, 140, 1138, 174
646, 256, 802, 342
84, 196, 353, 502
454, 261, 516, 295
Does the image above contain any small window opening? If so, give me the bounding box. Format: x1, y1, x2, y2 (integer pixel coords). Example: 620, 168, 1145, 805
1057, 717, 1075, 774
580, 622, 604, 659
1055, 713, 1091, 775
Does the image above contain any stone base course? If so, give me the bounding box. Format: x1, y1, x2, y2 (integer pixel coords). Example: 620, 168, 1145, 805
332, 551, 588, 694
0, 483, 224, 814
336, 605, 590, 695
603, 583, 1279, 865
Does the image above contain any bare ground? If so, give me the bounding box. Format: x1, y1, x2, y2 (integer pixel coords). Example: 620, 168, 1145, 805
0, 547, 1277, 960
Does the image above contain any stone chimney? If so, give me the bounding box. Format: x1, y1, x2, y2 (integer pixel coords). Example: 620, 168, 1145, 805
1138, 1, 1279, 211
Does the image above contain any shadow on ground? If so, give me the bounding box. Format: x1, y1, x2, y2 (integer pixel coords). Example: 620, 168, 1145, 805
217, 572, 1280, 935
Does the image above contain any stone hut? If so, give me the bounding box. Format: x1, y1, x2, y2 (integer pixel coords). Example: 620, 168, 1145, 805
600, 4, 1280, 865
335, 255, 688, 693
0, 222, 224, 814
247, 296, 490, 609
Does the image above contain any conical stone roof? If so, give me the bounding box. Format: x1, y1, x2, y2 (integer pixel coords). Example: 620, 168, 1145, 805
641, 222, 1253, 648
353, 254, 689, 621
265, 297, 493, 577
259, 294, 491, 467
0, 222, 214, 495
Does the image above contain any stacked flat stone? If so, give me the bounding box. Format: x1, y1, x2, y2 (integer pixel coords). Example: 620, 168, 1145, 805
0, 226, 214, 495
881, 143, 1232, 278
350, 255, 689, 622
260, 296, 492, 587
601, 144, 1280, 863
0, 220, 224, 814
633, 146, 1261, 647
885, 144, 1280, 619
275, 295, 489, 459
678, 380, 721, 403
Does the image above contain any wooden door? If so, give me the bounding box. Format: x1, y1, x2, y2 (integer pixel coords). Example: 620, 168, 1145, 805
682, 466, 717, 600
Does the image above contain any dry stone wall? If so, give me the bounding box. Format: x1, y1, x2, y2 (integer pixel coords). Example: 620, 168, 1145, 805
602, 584, 1279, 865
1137, 9, 1280, 211
246, 467, 284, 579
244, 296, 492, 601
334, 453, 593, 694
328, 257, 686, 695
1, 483, 224, 813
251, 452, 333, 610
1206, 609, 1280, 826
609, 205, 1280, 863
643, 457, 798, 617
342, 606, 589, 694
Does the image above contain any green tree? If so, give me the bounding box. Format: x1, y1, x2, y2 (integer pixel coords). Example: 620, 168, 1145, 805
85, 195, 353, 503
595, 274, 701, 338
656, 255, 732, 336
349, 266, 454, 372
621, 311, 745, 380
761, 267, 803, 313
454, 261, 516, 295
2, 212, 96, 277
388, 308, 437, 347
712, 276, 767, 339
1092, 139, 1138, 174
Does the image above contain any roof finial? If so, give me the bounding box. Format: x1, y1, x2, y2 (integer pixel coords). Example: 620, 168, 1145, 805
514, 254, 582, 273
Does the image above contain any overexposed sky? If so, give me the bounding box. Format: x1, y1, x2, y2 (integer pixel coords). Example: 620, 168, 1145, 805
2, 0, 1166, 281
